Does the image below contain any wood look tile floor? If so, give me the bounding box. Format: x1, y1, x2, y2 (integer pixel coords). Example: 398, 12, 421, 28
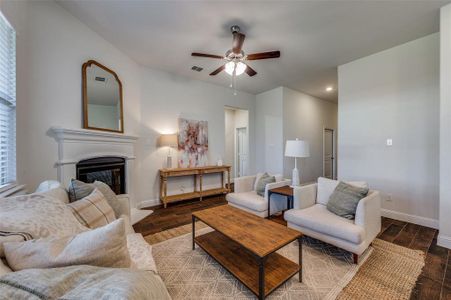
133, 195, 450, 300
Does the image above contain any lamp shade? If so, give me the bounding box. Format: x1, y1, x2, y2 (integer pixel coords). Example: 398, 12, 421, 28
159, 134, 178, 148
285, 139, 310, 158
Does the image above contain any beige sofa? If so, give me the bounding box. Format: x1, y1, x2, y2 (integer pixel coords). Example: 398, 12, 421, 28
0, 180, 171, 298
284, 177, 381, 263
226, 173, 291, 217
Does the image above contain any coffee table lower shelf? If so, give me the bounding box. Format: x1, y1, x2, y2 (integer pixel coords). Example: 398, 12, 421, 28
194, 231, 300, 299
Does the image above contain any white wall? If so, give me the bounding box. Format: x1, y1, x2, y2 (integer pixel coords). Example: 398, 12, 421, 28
255, 87, 284, 174
283, 87, 337, 182
255, 87, 338, 181
137, 67, 255, 206
338, 33, 440, 228
439, 4, 451, 248
1, 0, 142, 205
0, 0, 257, 209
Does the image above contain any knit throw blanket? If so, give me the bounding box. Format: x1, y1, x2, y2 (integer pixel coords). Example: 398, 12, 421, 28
0, 265, 171, 300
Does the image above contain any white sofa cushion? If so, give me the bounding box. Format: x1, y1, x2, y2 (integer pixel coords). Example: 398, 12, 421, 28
127, 233, 157, 273
0, 193, 88, 258
317, 177, 368, 205
226, 191, 267, 212
284, 204, 365, 244
4, 219, 130, 271
36, 180, 70, 204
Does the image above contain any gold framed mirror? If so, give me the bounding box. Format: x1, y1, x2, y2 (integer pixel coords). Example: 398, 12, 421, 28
82, 60, 124, 133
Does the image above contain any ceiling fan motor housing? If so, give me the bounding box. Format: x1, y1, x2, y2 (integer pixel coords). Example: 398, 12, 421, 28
225, 49, 245, 60
230, 25, 241, 33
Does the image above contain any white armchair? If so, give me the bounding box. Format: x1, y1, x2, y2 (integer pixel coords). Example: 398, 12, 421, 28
284, 177, 381, 263
226, 173, 291, 218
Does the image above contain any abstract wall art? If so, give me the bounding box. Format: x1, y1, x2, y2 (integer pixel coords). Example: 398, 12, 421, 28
178, 118, 208, 168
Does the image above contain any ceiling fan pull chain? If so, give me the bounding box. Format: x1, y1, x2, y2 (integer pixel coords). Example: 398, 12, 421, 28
232, 66, 237, 96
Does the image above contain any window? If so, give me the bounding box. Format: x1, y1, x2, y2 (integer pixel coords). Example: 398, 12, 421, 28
0, 12, 16, 187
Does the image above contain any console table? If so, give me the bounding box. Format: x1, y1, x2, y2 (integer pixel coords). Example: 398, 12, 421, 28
159, 165, 231, 208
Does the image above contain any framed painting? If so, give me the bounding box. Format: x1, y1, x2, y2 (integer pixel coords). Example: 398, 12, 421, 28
178, 118, 208, 168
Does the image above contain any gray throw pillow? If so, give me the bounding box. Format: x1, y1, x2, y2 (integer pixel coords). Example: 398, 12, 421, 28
255, 173, 275, 197
68, 179, 94, 202
326, 181, 369, 220
93, 181, 122, 218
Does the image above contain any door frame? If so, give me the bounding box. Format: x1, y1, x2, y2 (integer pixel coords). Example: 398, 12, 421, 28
322, 127, 336, 179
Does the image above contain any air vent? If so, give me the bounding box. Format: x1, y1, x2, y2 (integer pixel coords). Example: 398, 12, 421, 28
191, 66, 203, 72
95, 76, 106, 82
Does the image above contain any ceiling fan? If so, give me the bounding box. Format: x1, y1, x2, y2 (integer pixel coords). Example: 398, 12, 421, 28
191, 25, 280, 78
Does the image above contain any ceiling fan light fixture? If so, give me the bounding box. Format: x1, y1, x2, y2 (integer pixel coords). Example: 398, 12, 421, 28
225, 61, 246, 76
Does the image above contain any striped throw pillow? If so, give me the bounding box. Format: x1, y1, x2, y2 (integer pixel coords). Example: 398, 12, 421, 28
67, 189, 116, 229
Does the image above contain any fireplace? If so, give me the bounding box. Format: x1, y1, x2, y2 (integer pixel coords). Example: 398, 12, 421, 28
76, 157, 125, 194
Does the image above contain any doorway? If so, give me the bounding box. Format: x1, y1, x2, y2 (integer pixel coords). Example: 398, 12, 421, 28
224, 107, 249, 178
323, 128, 335, 179
236, 127, 248, 177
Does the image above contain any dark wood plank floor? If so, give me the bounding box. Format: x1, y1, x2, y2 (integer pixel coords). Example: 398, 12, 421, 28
133, 196, 450, 300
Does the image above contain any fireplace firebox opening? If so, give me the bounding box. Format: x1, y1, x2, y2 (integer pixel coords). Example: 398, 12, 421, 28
76, 157, 125, 194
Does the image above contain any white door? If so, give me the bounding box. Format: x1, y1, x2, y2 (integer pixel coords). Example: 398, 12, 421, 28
323, 128, 335, 179
236, 127, 248, 177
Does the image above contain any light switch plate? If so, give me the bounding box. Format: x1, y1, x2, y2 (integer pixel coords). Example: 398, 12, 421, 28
386, 139, 393, 146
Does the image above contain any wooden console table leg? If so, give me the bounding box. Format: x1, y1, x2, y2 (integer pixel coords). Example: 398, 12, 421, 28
159, 175, 163, 204
221, 172, 224, 190
163, 177, 168, 208
194, 174, 197, 193
199, 173, 203, 201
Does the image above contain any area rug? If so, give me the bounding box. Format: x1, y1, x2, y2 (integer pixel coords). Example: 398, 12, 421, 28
149, 224, 425, 299
152, 226, 371, 299
335, 239, 425, 300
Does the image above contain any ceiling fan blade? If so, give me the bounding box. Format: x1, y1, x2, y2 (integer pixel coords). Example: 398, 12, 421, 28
192, 52, 224, 59
247, 51, 280, 60
209, 65, 225, 76
232, 32, 246, 54
245, 64, 257, 77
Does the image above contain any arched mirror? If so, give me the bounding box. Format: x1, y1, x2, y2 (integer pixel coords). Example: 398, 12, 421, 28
82, 60, 124, 133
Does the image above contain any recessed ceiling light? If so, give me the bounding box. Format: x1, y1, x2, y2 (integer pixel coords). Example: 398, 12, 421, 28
326, 86, 333, 92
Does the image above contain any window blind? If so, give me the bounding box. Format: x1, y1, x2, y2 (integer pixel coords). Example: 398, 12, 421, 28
0, 13, 16, 187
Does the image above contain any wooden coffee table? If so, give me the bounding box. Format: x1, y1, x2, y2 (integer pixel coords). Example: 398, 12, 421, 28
192, 205, 302, 300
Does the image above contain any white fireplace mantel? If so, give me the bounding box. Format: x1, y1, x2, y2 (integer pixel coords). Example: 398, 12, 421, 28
49, 126, 139, 194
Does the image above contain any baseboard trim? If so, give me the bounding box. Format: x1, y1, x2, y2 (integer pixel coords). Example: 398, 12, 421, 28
137, 198, 161, 209
381, 209, 439, 229
437, 234, 451, 249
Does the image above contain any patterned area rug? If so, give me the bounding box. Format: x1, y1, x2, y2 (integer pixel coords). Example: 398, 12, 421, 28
151, 226, 371, 299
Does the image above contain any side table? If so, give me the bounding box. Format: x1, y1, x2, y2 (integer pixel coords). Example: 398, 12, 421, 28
267, 185, 294, 219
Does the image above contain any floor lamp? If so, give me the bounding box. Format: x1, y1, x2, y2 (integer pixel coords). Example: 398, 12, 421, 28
285, 138, 310, 186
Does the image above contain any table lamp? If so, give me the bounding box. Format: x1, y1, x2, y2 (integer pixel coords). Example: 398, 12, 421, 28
285, 138, 310, 186
159, 134, 178, 168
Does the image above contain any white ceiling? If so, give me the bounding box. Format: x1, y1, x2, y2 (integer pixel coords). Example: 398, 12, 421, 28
58, 0, 449, 102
